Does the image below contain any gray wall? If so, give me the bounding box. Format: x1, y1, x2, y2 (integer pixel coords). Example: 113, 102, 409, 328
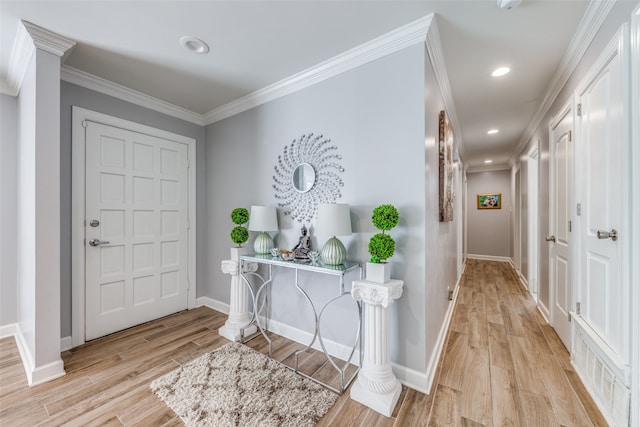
59, 82, 206, 338
0, 93, 17, 326
512, 0, 637, 314
466, 170, 512, 257
204, 43, 460, 375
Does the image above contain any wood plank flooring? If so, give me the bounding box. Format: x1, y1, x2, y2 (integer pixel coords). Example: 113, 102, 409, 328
0, 259, 606, 426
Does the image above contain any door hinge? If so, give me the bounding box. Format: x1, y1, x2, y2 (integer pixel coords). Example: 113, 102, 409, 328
568, 311, 572, 322
568, 130, 572, 142
187, 219, 191, 230
577, 103, 582, 117
569, 220, 572, 232
82, 120, 89, 128
187, 159, 191, 168
576, 203, 581, 216
576, 302, 581, 315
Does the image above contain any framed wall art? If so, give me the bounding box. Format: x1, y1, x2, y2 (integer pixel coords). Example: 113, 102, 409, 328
439, 110, 454, 221
477, 193, 501, 209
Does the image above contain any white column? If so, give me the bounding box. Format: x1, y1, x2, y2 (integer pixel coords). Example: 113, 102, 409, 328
219, 247, 257, 341
350, 279, 403, 417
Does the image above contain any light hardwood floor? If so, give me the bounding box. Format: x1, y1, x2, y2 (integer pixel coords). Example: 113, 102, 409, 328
0, 259, 606, 426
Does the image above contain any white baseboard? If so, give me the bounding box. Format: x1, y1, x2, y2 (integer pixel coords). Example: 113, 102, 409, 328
422, 267, 464, 395
29, 360, 66, 387
196, 296, 229, 315
0, 323, 18, 339
537, 302, 550, 324
196, 296, 430, 393
60, 336, 73, 352
3, 324, 66, 386
466, 254, 512, 263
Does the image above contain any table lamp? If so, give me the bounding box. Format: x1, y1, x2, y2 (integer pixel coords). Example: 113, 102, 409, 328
317, 203, 352, 265
248, 206, 278, 254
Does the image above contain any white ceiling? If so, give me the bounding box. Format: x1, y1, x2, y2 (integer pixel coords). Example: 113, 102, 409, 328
0, 0, 593, 171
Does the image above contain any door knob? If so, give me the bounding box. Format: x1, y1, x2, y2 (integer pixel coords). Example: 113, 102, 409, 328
89, 238, 110, 247
545, 235, 556, 243
597, 229, 617, 241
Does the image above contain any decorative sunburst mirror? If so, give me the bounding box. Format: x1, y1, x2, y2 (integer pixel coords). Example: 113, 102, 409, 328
272, 133, 344, 223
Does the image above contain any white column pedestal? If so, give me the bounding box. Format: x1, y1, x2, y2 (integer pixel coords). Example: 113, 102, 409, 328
219, 247, 258, 341
350, 278, 404, 417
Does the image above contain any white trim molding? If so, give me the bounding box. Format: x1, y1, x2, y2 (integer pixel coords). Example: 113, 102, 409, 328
425, 15, 465, 163
61, 66, 205, 126
630, 4, 640, 427
5, 20, 76, 96
467, 253, 512, 263
13, 15, 436, 129
508, 0, 617, 166
423, 268, 464, 395
203, 14, 433, 125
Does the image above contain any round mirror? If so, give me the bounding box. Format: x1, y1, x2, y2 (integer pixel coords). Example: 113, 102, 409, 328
292, 163, 316, 193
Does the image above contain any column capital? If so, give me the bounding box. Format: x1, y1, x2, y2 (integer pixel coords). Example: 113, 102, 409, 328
352, 279, 403, 308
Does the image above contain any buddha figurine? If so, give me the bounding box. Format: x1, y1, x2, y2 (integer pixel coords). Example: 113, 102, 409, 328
292, 225, 312, 259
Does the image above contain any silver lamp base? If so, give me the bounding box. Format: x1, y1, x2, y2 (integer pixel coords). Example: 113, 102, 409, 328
321, 236, 346, 265
254, 232, 274, 254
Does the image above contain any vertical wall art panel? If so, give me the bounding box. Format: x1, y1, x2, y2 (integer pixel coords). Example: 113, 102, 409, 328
438, 111, 454, 221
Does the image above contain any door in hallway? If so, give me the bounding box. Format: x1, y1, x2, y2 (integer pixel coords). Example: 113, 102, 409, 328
84, 121, 190, 340
549, 102, 573, 350
575, 31, 629, 366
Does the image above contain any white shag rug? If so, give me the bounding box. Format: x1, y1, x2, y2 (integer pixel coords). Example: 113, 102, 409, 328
150, 342, 338, 427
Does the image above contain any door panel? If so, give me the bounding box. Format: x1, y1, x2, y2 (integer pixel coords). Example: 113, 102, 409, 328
550, 104, 573, 349
576, 35, 628, 363
85, 122, 189, 341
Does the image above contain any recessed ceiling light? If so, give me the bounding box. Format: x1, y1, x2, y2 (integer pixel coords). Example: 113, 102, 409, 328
487, 129, 499, 134
180, 36, 209, 54
484, 160, 493, 164
492, 67, 510, 77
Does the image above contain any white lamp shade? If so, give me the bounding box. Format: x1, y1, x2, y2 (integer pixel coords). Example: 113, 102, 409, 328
248, 206, 278, 231
317, 203, 352, 237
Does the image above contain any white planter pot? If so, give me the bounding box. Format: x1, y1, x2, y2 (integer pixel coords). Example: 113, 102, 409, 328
366, 262, 391, 283
230, 246, 250, 261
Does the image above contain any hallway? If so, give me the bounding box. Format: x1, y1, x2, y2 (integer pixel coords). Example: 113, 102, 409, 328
425, 259, 606, 426
0, 260, 607, 426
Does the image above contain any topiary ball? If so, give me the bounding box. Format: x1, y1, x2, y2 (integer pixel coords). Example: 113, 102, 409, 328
231, 208, 249, 225
372, 204, 399, 232
368, 233, 395, 262
230, 226, 249, 246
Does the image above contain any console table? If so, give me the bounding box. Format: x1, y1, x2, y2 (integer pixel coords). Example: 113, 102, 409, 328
239, 254, 362, 394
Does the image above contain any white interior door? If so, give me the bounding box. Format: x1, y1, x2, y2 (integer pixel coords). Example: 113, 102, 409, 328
527, 146, 539, 296
514, 168, 521, 273
575, 30, 629, 366
85, 122, 189, 340
549, 103, 573, 350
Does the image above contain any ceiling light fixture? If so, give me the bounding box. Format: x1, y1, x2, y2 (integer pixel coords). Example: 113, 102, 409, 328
487, 129, 499, 134
484, 160, 493, 164
497, 0, 523, 10
492, 67, 510, 77
180, 36, 209, 54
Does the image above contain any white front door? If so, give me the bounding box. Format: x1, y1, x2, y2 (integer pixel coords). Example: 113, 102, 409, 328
575, 30, 629, 367
85, 121, 189, 340
549, 102, 573, 350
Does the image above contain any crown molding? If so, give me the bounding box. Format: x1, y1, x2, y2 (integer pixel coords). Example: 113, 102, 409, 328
203, 14, 434, 125
466, 164, 511, 174
425, 14, 465, 164
5, 20, 76, 96
5, 21, 34, 96
61, 66, 205, 126
508, 0, 616, 166
21, 20, 76, 61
